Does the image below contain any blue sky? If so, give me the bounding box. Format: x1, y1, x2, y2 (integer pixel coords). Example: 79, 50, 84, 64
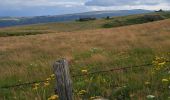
0, 0, 170, 17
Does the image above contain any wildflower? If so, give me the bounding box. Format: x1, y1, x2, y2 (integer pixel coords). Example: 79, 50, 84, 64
146, 95, 155, 99
33, 83, 40, 90
46, 78, 52, 81
152, 56, 167, 73
50, 74, 55, 80
33, 86, 38, 90
50, 74, 55, 77
90, 47, 98, 53
78, 90, 87, 95
145, 81, 150, 85
90, 96, 96, 99
158, 62, 166, 66
35, 83, 40, 86
81, 70, 88, 74
48, 94, 59, 100
90, 96, 103, 100
162, 79, 169, 83
44, 81, 50, 87
50, 74, 55, 78
80, 90, 86, 93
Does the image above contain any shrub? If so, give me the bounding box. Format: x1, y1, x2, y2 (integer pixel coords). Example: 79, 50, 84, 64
142, 15, 164, 22
102, 14, 165, 28
77, 17, 96, 22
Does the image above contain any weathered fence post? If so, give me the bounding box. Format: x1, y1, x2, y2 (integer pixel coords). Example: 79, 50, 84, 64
53, 59, 73, 100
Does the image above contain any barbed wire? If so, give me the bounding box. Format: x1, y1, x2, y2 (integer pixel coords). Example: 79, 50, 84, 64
1, 60, 170, 89
0, 80, 48, 89
72, 60, 170, 77
72, 63, 153, 77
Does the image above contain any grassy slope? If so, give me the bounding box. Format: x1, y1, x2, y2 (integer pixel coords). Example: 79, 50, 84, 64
0, 11, 170, 37
0, 19, 170, 99
0, 20, 106, 36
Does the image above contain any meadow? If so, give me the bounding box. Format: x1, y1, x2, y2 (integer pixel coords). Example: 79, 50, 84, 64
0, 15, 170, 99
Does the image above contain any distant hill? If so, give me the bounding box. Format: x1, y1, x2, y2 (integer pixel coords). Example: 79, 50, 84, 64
1, 11, 170, 37
0, 9, 152, 27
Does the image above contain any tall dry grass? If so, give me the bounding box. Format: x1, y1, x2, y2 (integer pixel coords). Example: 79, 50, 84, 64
0, 19, 170, 99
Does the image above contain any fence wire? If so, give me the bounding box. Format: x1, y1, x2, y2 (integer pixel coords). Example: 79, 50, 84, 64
1, 60, 170, 89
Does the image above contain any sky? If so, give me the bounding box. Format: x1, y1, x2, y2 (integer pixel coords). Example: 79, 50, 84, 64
0, 0, 170, 17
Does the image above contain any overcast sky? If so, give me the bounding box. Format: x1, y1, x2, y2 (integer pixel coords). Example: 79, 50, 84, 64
0, 0, 170, 17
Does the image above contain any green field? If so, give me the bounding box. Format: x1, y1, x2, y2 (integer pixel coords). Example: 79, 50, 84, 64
0, 12, 170, 100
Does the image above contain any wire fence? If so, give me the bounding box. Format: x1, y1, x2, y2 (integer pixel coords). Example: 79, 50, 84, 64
1, 60, 170, 89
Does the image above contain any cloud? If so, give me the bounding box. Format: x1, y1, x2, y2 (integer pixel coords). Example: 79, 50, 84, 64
85, 0, 170, 6
1, 0, 84, 7
0, 0, 170, 16
0, 0, 86, 16
0, 6, 88, 16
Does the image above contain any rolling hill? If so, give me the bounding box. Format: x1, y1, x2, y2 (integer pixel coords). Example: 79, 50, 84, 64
0, 11, 170, 37
0, 9, 152, 27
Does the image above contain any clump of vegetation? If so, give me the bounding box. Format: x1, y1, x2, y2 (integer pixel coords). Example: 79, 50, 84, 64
102, 20, 125, 28
102, 14, 165, 28
76, 17, 96, 22
155, 9, 164, 12
127, 15, 164, 23
105, 16, 111, 20
0, 31, 47, 37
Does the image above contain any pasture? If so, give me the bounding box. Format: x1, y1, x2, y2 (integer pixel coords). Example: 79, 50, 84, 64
0, 18, 170, 99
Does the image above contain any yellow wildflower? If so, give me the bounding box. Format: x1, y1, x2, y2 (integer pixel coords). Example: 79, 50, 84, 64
81, 70, 88, 74
78, 90, 87, 95
50, 74, 55, 77
158, 62, 166, 66
162, 79, 169, 83
46, 78, 52, 81
80, 90, 86, 92
50, 74, 55, 78
44, 81, 50, 87
50, 74, 55, 80
90, 96, 96, 99
33, 86, 38, 90
35, 83, 40, 86
145, 81, 150, 85
152, 56, 167, 73
48, 94, 59, 100
33, 83, 40, 90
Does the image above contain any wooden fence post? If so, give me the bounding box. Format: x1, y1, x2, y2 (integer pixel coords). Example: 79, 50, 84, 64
53, 59, 73, 100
